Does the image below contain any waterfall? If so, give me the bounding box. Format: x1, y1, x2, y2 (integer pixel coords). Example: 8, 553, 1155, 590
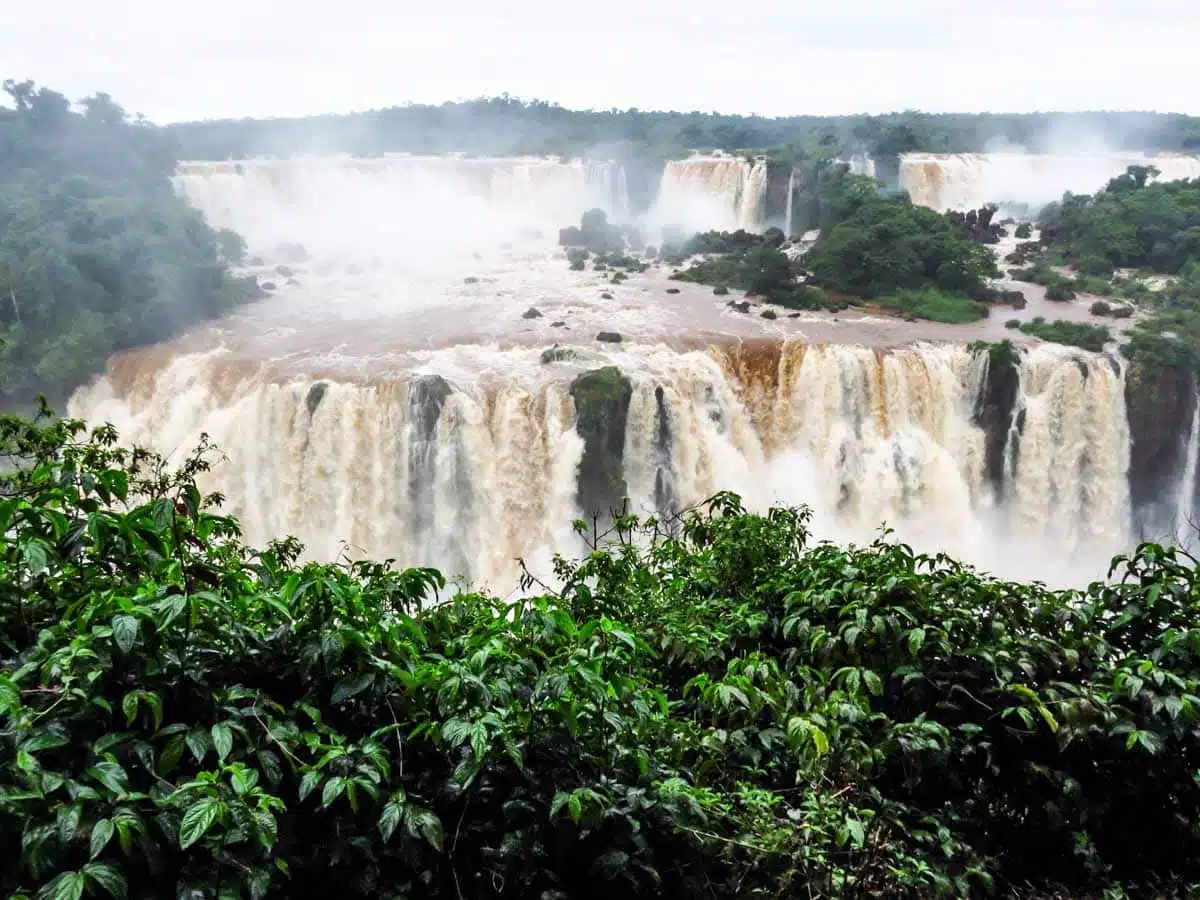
69, 340, 1133, 590
173, 155, 630, 256
1174, 396, 1200, 548
652, 155, 770, 233
897, 151, 1200, 212
784, 169, 796, 237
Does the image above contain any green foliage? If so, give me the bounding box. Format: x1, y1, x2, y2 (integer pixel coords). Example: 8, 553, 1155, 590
878, 289, 988, 324
569, 368, 632, 516
1044, 280, 1078, 302
5, 418, 1200, 897
1039, 167, 1200, 276
0, 80, 260, 409
1019, 319, 1113, 352
540, 347, 577, 364
804, 192, 1000, 301
669, 235, 831, 310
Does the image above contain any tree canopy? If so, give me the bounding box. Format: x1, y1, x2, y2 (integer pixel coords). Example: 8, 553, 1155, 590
0, 79, 259, 410
804, 175, 1000, 301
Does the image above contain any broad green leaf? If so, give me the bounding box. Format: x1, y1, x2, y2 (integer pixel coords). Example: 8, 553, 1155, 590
82, 862, 127, 899
179, 797, 225, 849
907, 627, 926, 656
57, 803, 82, 845
379, 800, 401, 842
321, 776, 348, 809
298, 770, 320, 801
111, 615, 138, 653
211, 723, 233, 763
230, 767, 258, 796
36, 870, 84, 900
89, 818, 114, 859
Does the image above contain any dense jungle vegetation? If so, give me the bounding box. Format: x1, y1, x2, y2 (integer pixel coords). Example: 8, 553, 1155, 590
165, 97, 1200, 163
3, 413, 1200, 899
1018, 166, 1200, 367
0, 80, 259, 410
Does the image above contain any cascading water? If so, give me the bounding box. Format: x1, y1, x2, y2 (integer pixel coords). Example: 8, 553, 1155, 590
1174, 396, 1200, 548
173, 155, 631, 255
652, 155, 770, 233
69, 340, 1133, 590
898, 151, 1200, 212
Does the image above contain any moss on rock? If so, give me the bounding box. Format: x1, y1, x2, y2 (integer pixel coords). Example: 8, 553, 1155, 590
570, 366, 633, 517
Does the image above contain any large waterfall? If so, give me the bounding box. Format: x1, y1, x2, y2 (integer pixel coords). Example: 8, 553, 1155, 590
62, 153, 1157, 593
898, 152, 1200, 212
174, 155, 630, 254
652, 156, 769, 233
70, 338, 1132, 590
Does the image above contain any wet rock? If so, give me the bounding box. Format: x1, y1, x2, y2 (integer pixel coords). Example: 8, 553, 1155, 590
569, 367, 633, 516
972, 340, 1021, 500
541, 346, 577, 364
1127, 358, 1197, 535
713, 285, 730, 296
595, 332, 623, 343
464, 276, 479, 284
522, 307, 542, 319
727, 300, 751, 313
760, 309, 778, 320
600, 292, 613, 300
260, 281, 277, 291
666, 287, 681, 294
275, 264, 295, 277
305, 382, 329, 417
789, 313, 802, 318
286, 278, 300, 287
551, 321, 566, 328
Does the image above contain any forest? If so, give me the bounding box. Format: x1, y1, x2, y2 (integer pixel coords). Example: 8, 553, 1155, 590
2, 414, 1200, 899
0, 80, 259, 411
164, 97, 1200, 163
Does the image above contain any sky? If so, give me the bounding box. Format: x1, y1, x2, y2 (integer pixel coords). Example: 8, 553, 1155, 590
1, 0, 1198, 123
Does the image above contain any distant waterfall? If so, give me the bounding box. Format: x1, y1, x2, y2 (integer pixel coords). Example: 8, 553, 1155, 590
652, 156, 770, 233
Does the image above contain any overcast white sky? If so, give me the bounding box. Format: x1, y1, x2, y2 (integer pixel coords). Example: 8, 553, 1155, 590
1, 0, 1196, 122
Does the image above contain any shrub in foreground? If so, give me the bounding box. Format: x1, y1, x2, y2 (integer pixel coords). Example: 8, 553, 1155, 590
2, 415, 1200, 898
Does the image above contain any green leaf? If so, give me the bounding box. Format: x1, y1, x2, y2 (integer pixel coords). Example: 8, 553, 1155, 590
57, 803, 82, 845
89, 818, 114, 859
907, 627, 926, 656
862, 670, 884, 696
82, 862, 127, 899
22, 540, 49, 576
298, 770, 320, 802
99, 469, 129, 501
416, 810, 443, 851
185, 729, 209, 764
379, 800, 401, 842
230, 768, 258, 796
331, 673, 374, 705
0, 674, 19, 713
111, 615, 139, 653
211, 723, 233, 763
36, 870, 85, 900
122, 693, 138, 726
179, 797, 225, 849
321, 776, 348, 809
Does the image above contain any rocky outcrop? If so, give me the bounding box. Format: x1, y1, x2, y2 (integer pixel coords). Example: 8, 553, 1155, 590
972, 341, 1021, 499
407, 375, 454, 544
1126, 358, 1196, 538
570, 367, 633, 517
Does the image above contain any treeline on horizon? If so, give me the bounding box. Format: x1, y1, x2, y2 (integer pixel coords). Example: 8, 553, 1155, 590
165, 95, 1200, 162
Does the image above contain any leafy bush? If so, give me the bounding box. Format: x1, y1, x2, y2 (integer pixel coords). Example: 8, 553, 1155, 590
804, 193, 1000, 300
1019, 319, 1112, 351
1005, 318, 1021, 329
5, 417, 1200, 897
1044, 280, 1077, 302
879, 289, 988, 324
1091, 300, 1112, 316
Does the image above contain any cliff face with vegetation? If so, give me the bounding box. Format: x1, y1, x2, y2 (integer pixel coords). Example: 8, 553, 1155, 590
0, 79, 258, 410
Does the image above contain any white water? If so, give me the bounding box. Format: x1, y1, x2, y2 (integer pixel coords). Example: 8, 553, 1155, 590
65, 155, 1145, 592
70, 338, 1133, 591
899, 151, 1200, 213
652, 155, 769, 234
1174, 396, 1200, 548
